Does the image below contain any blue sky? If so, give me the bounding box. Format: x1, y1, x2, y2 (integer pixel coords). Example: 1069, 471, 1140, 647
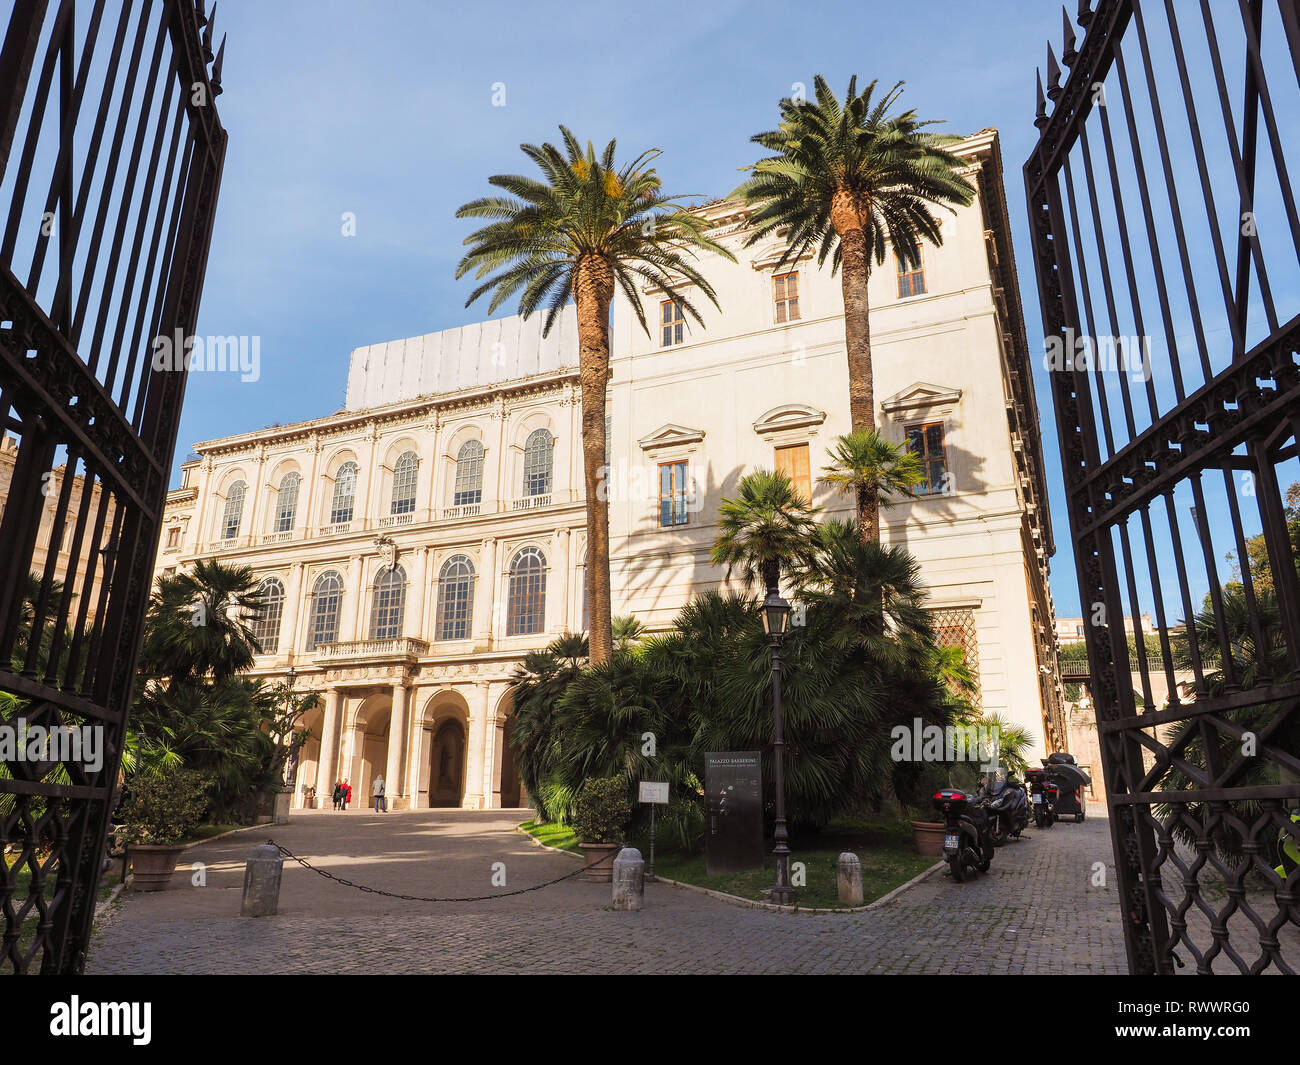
176, 0, 1291, 618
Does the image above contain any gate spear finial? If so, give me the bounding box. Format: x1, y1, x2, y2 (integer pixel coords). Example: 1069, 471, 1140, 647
1035, 70, 1049, 129
1062, 6, 1078, 65
1047, 44, 1063, 101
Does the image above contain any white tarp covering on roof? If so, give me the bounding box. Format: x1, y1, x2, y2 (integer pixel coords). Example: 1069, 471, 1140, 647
344, 306, 579, 411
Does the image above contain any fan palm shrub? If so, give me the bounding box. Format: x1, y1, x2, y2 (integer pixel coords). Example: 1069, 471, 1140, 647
820, 430, 923, 541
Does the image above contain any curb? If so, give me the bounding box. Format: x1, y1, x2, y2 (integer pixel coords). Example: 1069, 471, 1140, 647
516, 824, 583, 860
94, 881, 124, 923
517, 821, 945, 913
652, 859, 945, 915
180, 822, 270, 851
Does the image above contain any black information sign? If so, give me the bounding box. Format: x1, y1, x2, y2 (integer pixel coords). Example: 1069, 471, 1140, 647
704, 751, 764, 876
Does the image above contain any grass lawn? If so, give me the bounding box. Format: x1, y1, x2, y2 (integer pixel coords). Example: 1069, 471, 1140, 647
521, 814, 937, 909
520, 819, 582, 853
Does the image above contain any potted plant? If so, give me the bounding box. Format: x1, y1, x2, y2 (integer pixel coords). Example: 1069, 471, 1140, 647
121, 767, 210, 891
571, 777, 631, 882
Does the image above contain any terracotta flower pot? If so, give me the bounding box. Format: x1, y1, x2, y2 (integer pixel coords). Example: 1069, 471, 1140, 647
910, 820, 947, 858
578, 842, 620, 882
129, 844, 186, 891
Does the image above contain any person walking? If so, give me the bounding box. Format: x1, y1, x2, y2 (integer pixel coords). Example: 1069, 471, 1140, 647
332, 779, 343, 811
372, 775, 386, 813
342, 778, 352, 810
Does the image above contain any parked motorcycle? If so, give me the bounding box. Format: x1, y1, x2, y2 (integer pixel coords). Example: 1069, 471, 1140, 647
1043, 752, 1091, 823
933, 788, 994, 882
1025, 767, 1058, 828
976, 774, 1030, 845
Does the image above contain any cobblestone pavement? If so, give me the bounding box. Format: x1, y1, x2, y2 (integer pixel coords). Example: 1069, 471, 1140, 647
88, 806, 1127, 974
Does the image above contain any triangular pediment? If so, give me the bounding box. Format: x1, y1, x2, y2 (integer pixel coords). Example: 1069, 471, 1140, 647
638, 423, 706, 450
880, 382, 963, 414
752, 404, 826, 435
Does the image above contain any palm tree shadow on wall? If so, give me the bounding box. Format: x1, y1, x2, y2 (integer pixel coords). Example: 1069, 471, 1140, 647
882, 441, 989, 563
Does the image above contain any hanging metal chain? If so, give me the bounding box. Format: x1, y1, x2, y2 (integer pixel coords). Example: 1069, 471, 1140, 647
266, 839, 614, 903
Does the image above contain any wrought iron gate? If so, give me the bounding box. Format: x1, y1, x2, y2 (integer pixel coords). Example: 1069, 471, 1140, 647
1027, 0, 1300, 974
0, 0, 226, 974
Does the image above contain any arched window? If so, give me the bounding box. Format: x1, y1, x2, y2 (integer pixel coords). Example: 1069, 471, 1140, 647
307, 571, 344, 650
436, 554, 476, 640
369, 564, 407, 640
330, 461, 358, 524
274, 472, 300, 532
251, 577, 284, 654
221, 481, 245, 540
390, 451, 418, 515
454, 440, 484, 506
522, 429, 553, 497
507, 547, 547, 636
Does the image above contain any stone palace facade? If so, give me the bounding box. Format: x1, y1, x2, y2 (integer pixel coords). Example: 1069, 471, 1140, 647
153, 128, 1066, 810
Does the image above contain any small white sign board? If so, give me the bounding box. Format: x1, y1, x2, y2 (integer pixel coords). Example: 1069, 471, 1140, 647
638, 781, 670, 805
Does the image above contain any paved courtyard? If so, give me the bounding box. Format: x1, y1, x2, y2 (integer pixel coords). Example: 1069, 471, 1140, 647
88, 806, 1127, 974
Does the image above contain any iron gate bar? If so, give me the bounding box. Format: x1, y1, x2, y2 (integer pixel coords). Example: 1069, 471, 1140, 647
0, 0, 226, 974
1028, 0, 1300, 975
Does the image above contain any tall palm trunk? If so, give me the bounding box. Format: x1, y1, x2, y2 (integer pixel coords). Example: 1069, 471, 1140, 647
831, 189, 877, 542
574, 255, 615, 665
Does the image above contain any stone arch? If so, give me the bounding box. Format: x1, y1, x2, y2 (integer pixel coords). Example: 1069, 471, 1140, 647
345, 692, 392, 808
293, 698, 325, 808
493, 686, 523, 809
416, 689, 469, 809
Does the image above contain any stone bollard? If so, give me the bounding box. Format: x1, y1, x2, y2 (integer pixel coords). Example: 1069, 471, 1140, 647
612, 847, 645, 911
241, 844, 283, 917
837, 852, 864, 906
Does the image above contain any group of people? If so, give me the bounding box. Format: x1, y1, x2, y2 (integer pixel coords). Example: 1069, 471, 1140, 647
329, 776, 388, 813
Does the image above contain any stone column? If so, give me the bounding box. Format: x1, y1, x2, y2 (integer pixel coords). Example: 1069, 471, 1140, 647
314, 688, 344, 799
281, 561, 304, 655
342, 555, 363, 641
302, 436, 322, 534
462, 682, 490, 809
473, 537, 496, 644
548, 527, 570, 633
245, 451, 267, 544
405, 687, 426, 807
386, 683, 410, 807
407, 546, 429, 639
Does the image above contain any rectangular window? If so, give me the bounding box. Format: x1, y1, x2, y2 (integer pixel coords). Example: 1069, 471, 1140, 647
907, 422, 948, 495
658, 461, 690, 527
660, 300, 684, 347
166, 527, 180, 548
896, 249, 926, 298
773, 271, 800, 323
774, 443, 812, 503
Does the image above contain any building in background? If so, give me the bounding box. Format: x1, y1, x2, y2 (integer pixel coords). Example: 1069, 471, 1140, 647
155, 128, 1065, 810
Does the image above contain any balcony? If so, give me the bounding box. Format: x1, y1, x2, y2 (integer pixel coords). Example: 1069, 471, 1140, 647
262, 531, 293, 544
319, 521, 352, 537
440, 503, 482, 520
313, 637, 429, 663
511, 494, 552, 511
376, 513, 415, 529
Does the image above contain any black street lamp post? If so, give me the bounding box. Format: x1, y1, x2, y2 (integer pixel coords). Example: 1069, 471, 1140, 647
760, 584, 793, 905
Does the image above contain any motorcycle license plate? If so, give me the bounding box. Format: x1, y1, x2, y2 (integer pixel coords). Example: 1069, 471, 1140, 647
943, 834, 960, 851
1032, 794, 1042, 803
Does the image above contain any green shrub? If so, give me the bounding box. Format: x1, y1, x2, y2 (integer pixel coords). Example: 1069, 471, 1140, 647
121, 767, 211, 846
571, 777, 631, 844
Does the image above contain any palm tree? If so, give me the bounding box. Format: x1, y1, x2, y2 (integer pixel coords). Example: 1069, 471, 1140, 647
711, 469, 818, 593
455, 128, 733, 665
611, 615, 646, 651
820, 430, 923, 541
139, 558, 265, 687
735, 77, 973, 537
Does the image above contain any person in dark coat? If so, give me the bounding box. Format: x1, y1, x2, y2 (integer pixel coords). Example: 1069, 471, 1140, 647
332, 780, 344, 811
